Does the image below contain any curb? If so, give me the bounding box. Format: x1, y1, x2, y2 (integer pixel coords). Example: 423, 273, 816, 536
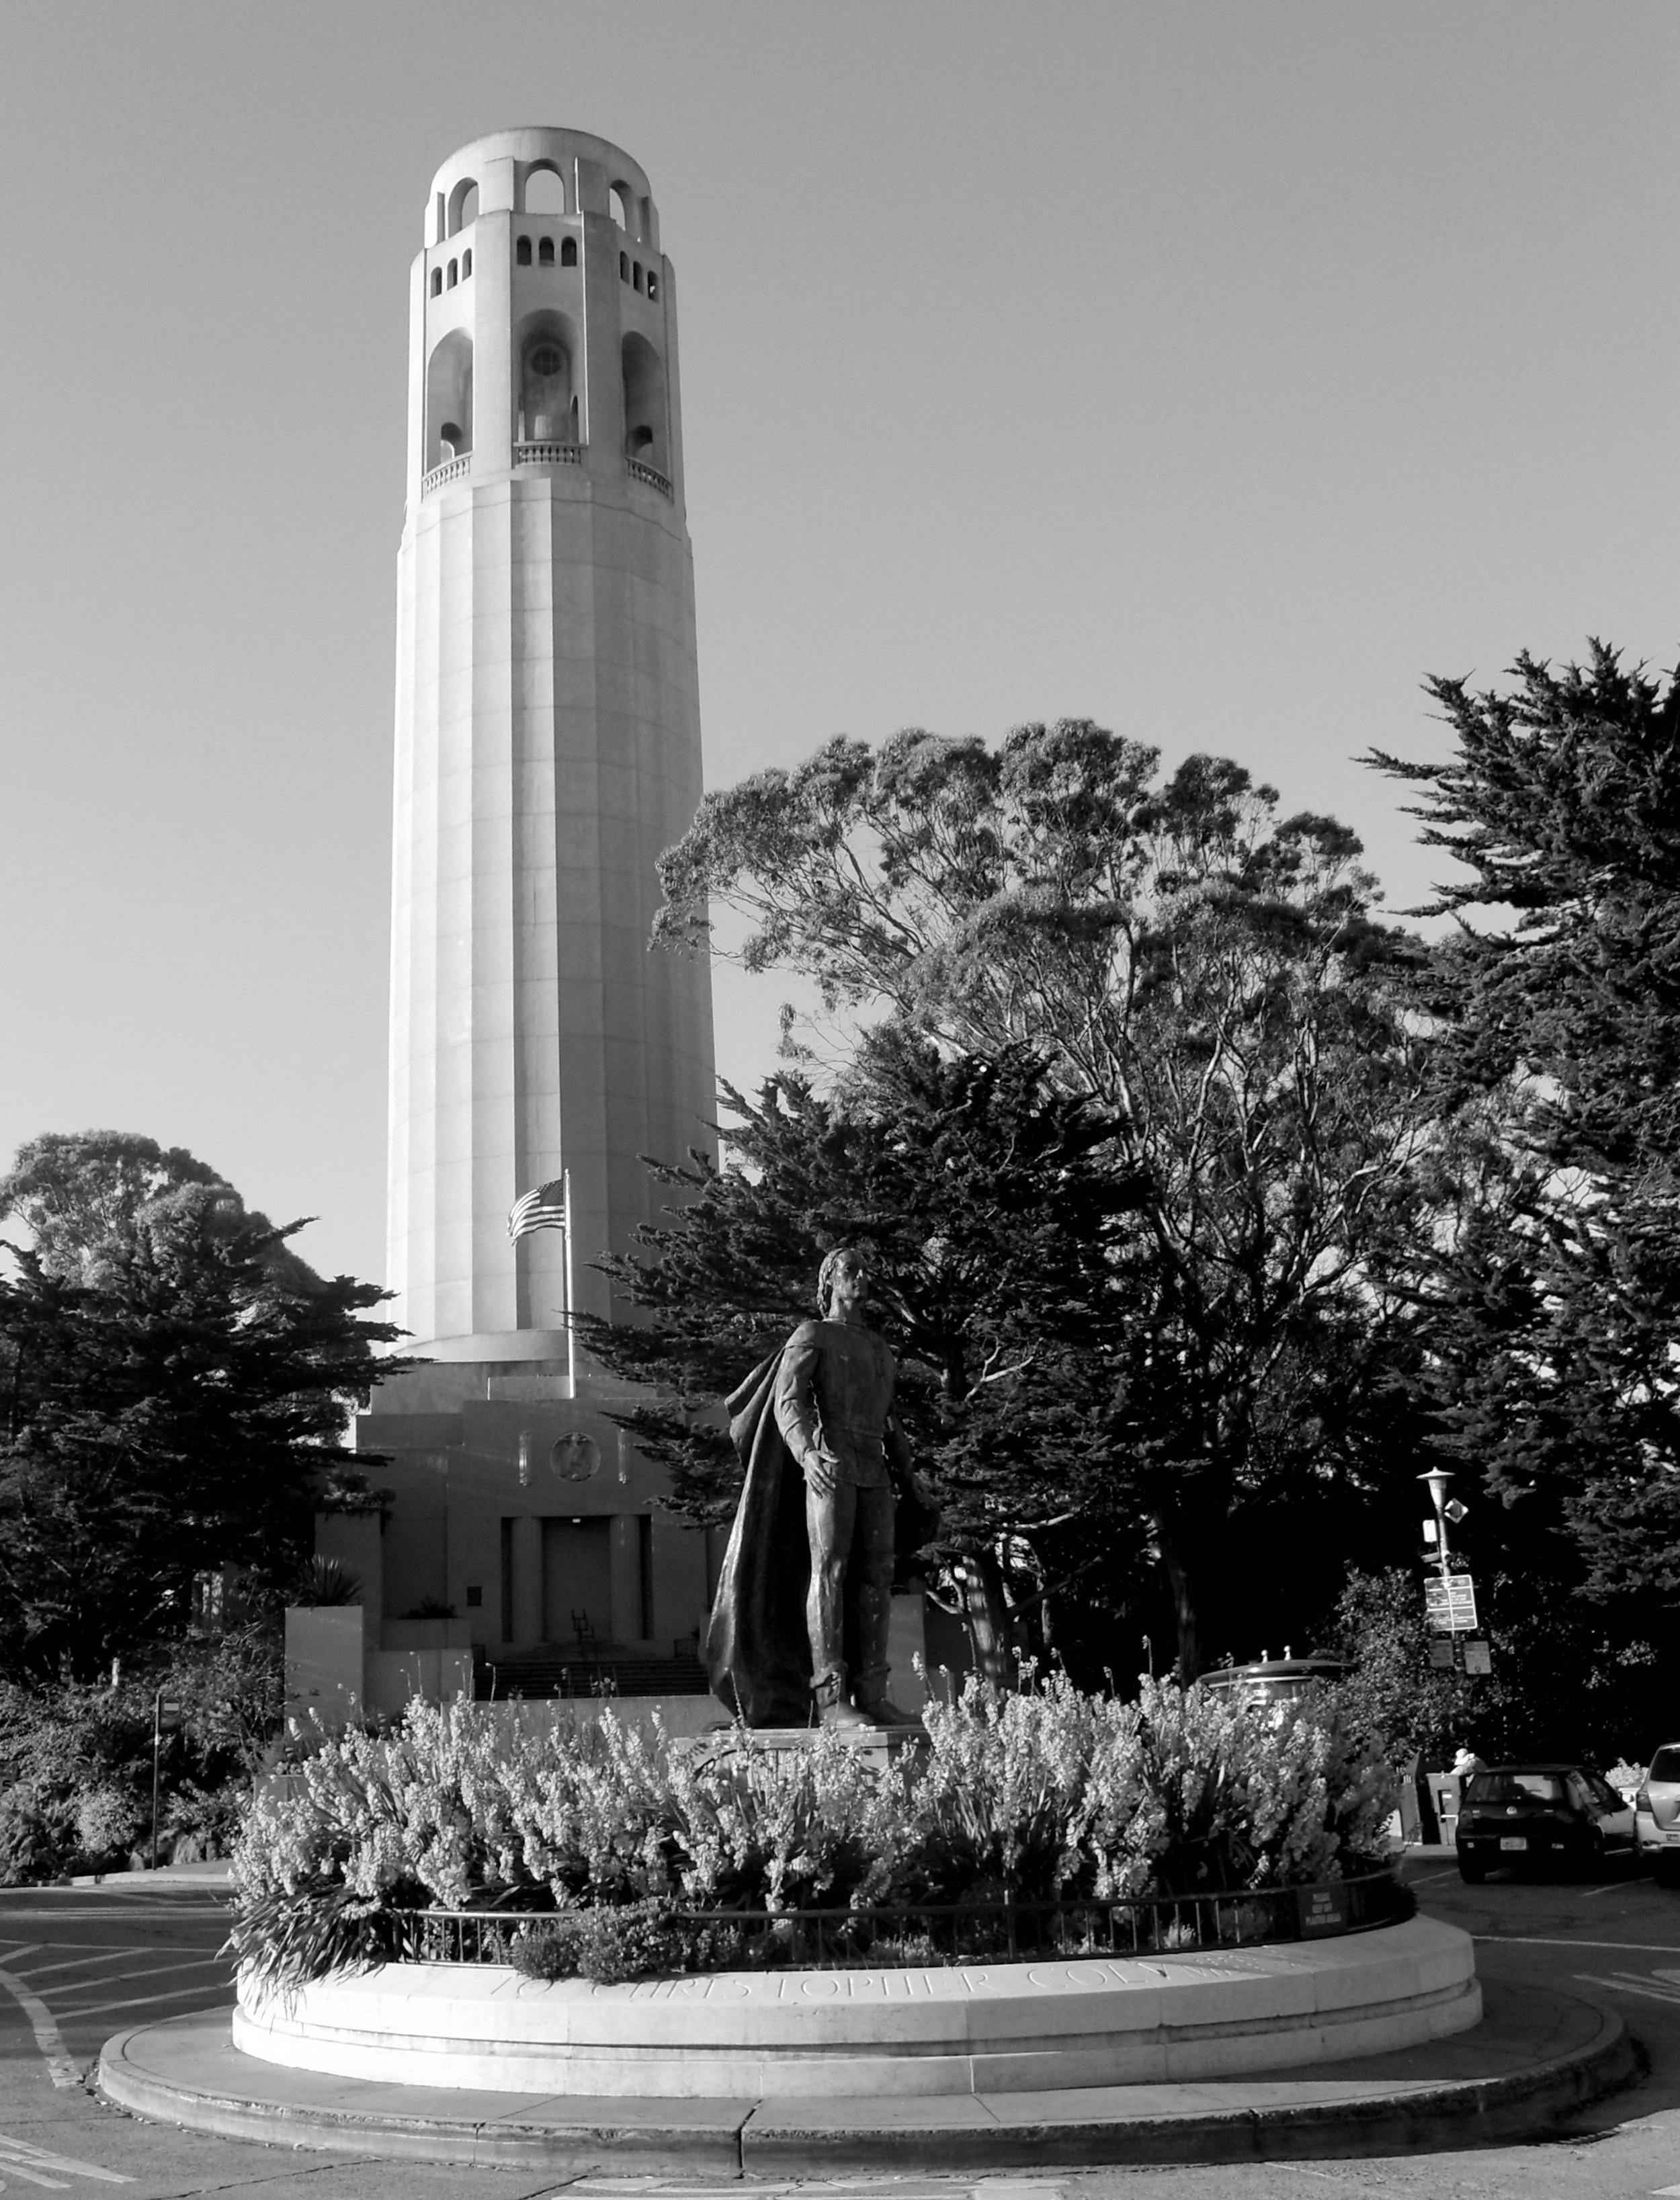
745, 2000, 1637, 2172
97, 1990, 1636, 2174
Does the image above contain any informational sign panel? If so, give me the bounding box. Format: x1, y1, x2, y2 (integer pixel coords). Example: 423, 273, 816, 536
1424, 1573, 1478, 1634
1462, 1638, 1493, 1675
1297, 1884, 1351, 1937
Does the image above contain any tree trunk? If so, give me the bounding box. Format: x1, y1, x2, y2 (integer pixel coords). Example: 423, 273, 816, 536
952, 1548, 1013, 1686
1156, 1490, 1230, 1683
1160, 1539, 1201, 1683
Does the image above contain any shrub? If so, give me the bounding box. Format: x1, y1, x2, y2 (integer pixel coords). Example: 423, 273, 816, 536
511, 1901, 681, 1984
0, 1622, 283, 1884
228, 1670, 1397, 1988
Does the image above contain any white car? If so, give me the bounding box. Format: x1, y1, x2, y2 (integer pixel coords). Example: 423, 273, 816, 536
1637, 1744, 1680, 1882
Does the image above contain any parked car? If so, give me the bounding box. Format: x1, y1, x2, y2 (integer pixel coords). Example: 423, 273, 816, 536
1199, 1656, 1345, 1705
1636, 1745, 1680, 1883
1456, 1763, 1636, 1882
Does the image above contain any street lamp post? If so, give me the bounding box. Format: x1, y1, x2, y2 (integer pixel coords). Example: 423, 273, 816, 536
1420, 1467, 1454, 1589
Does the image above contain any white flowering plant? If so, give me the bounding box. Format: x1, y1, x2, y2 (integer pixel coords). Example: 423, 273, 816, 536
228, 1673, 1398, 1987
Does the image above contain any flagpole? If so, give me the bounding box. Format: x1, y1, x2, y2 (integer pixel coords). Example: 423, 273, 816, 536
563, 1168, 575, 1395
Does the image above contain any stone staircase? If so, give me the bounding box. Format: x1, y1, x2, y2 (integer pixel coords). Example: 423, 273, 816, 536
474, 1648, 710, 1701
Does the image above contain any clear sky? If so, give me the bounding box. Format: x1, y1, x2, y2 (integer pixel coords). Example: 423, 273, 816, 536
1, 1, 1675, 1289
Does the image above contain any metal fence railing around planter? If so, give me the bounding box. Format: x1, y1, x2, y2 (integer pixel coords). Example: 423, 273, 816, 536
387, 1865, 1411, 1972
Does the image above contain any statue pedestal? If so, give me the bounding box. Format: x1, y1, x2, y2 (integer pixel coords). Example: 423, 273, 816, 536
677, 1722, 927, 1769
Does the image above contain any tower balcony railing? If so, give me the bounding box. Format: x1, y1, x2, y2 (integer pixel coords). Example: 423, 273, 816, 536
513, 441, 586, 468
421, 454, 472, 498
628, 458, 673, 499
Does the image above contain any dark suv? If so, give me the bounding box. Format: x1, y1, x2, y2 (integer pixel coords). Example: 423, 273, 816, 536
1456, 1764, 1636, 1883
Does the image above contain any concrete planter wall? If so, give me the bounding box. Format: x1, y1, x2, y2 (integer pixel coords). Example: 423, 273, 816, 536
235, 1914, 1479, 2099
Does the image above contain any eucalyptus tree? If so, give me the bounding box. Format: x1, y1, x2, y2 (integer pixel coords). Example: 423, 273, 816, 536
656, 721, 1433, 1675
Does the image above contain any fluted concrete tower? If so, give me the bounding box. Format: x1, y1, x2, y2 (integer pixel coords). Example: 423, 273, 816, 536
310, 129, 722, 1700
388, 128, 716, 1359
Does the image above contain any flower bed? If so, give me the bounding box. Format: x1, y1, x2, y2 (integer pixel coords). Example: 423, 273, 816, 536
392, 1866, 1412, 1983
228, 1671, 1398, 1990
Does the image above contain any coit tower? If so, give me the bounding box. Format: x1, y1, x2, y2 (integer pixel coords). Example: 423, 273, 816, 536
388, 127, 716, 1360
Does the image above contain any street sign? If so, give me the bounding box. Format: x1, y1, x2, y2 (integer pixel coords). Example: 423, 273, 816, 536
1424, 1572, 1478, 1634
1427, 1639, 1455, 1668
1462, 1638, 1492, 1675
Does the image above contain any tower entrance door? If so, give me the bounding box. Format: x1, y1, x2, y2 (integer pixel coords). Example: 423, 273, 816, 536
542, 1517, 612, 1645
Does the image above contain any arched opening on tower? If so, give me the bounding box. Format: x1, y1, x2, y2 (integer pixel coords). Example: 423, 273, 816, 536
560, 237, 578, 267
610, 183, 636, 236
447, 178, 479, 235
621, 333, 667, 474
425, 329, 474, 470
538, 237, 554, 267
518, 312, 579, 446
523, 163, 566, 215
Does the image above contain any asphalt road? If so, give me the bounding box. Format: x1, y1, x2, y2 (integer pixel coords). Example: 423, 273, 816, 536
1, 1861, 1679, 2195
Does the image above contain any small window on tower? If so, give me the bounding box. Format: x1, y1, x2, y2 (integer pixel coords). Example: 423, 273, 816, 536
646, 269, 658, 300
430, 268, 443, 297
538, 237, 555, 267
462, 248, 472, 279
516, 236, 532, 266
447, 259, 458, 289
560, 237, 577, 267
619, 251, 628, 282
633, 261, 643, 291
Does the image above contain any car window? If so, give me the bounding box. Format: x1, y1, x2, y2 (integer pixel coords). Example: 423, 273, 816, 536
1464, 1772, 1566, 1806
1587, 1773, 1624, 1810
1650, 1746, 1680, 1783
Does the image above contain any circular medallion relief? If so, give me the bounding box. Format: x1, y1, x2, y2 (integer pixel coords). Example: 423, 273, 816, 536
549, 1433, 601, 1483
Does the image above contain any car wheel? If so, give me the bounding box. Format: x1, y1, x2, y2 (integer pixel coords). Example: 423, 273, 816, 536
1458, 1855, 1486, 1885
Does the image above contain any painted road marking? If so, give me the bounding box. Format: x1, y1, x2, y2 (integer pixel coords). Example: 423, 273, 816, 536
1576, 1972, 1680, 2006
0, 1957, 79, 2087
63, 1982, 235, 2023
573, 2183, 1066, 2200
0, 2131, 132, 2185
1476, 1937, 1680, 1953
51, 1957, 228, 2000
6, 1953, 159, 1984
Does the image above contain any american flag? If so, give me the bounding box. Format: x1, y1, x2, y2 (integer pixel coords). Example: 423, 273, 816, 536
508, 1178, 569, 1243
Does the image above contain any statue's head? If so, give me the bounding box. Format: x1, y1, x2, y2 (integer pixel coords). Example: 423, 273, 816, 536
816, 1244, 868, 1317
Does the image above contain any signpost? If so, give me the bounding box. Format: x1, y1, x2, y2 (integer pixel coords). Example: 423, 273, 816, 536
151, 1691, 182, 1871
1424, 1573, 1478, 1634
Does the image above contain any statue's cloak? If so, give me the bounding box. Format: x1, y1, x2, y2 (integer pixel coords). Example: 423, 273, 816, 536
704, 1349, 813, 1726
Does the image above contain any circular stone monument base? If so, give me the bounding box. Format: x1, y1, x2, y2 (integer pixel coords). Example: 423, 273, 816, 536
233, 1915, 1478, 2099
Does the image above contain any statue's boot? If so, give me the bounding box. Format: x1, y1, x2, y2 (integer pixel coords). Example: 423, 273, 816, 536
853, 1662, 922, 1728
812, 1667, 875, 1730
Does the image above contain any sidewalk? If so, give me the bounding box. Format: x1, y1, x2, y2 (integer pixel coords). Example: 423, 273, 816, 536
99, 1978, 1632, 2174
69, 1859, 232, 1890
